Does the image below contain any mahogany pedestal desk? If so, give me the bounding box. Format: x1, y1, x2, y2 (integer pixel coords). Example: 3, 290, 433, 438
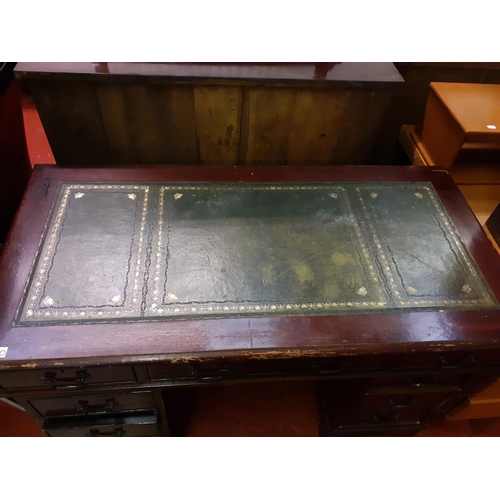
1, 165, 500, 437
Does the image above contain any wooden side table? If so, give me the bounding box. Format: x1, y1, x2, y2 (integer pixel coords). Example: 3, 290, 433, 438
416, 83, 500, 167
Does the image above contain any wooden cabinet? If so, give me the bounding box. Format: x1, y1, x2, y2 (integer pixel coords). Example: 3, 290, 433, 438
14, 63, 402, 167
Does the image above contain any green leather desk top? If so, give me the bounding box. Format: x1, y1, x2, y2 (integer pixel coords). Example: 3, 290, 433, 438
16, 181, 498, 325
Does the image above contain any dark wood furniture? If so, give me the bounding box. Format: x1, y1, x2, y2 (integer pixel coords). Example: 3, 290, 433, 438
0, 64, 31, 244
14, 63, 402, 166
486, 203, 500, 248
1, 164, 500, 437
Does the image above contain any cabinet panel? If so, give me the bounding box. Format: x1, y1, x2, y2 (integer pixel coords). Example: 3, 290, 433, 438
351, 391, 452, 410
0, 366, 137, 390
146, 353, 398, 382
46, 423, 159, 437
43, 411, 158, 437
30, 390, 155, 417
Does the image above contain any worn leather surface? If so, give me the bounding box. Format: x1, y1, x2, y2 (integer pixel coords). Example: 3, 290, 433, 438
16, 182, 498, 325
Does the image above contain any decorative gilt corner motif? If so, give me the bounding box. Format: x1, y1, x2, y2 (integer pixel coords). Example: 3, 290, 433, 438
41, 296, 54, 306
370, 192, 378, 199
74, 192, 85, 199
406, 286, 418, 295
415, 192, 423, 199
329, 193, 338, 199
127, 193, 137, 200
110, 295, 121, 304
167, 292, 178, 301
174, 193, 183, 200
462, 285, 472, 293
357, 287, 368, 296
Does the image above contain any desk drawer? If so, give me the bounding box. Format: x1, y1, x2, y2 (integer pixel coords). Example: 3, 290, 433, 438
396, 349, 500, 371
43, 412, 158, 437
30, 390, 156, 417
46, 423, 159, 437
147, 354, 397, 382
147, 359, 312, 381
352, 392, 452, 410
337, 407, 427, 426
326, 423, 425, 437
0, 366, 137, 389
366, 373, 466, 393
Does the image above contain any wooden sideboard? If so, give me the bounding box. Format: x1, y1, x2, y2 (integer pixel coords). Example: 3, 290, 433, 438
14, 63, 402, 167
1, 164, 500, 437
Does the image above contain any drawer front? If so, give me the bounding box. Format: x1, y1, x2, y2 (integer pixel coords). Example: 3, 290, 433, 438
43, 411, 157, 437
352, 392, 453, 410
337, 407, 428, 427
307, 354, 397, 375
0, 366, 137, 389
366, 373, 467, 393
147, 353, 398, 382
30, 391, 156, 417
46, 423, 159, 437
396, 349, 500, 371
326, 424, 425, 437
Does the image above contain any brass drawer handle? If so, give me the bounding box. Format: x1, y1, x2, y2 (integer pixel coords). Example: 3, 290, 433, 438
373, 413, 399, 423
76, 398, 117, 413
311, 359, 350, 374
39, 370, 91, 387
389, 397, 418, 407
88, 427, 125, 437
439, 354, 475, 370
188, 363, 231, 380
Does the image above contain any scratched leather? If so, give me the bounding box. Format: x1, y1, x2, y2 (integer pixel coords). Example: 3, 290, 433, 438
16, 182, 498, 325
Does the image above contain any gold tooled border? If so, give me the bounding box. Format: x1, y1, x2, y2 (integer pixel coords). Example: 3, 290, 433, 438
20, 184, 149, 321
150, 184, 387, 316
357, 183, 496, 308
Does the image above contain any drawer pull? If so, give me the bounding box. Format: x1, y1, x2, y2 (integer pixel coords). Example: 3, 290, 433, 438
439, 354, 475, 370
88, 427, 125, 437
39, 370, 91, 388
388, 397, 418, 408
76, 398, 117, 413
188, 363, 231, 380
406, 376, 439, 386
373, 413, 399, 423
311, 360, 350, 375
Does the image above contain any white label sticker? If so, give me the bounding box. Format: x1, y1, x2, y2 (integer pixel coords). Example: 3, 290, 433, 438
0, 347, 8, 358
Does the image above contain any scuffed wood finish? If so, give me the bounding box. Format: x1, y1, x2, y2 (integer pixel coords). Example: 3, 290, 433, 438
97, 83, 197, 164
240, 87, 297, 165
29, 80, 110, 165
1, 165, 500, 368
240, 88, 392, 165
287, 89, 392, 165
193, 86, 241, 165
16, 63, 401, 167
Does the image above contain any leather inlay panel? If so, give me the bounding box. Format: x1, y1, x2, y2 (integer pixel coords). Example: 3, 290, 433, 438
16, 182, 498, 325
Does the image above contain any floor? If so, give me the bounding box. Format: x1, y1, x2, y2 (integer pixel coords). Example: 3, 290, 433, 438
1, 93, 500, 437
